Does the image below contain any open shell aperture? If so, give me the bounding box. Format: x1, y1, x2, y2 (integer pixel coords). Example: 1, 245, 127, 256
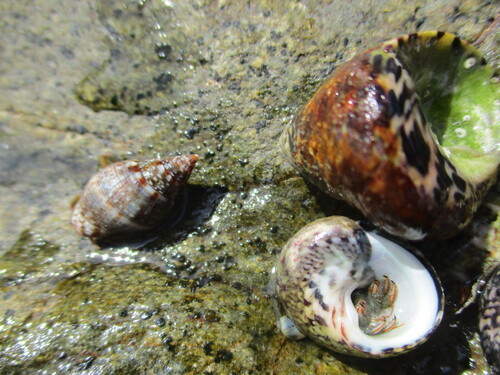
72, 154, 198, 245
269, 216, 444, 358
281, 31, 499, 240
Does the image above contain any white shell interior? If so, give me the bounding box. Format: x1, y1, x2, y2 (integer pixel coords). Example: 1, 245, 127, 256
343, 232, 442, 354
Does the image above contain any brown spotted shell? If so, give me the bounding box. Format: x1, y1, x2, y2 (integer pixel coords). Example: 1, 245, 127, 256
72, 154, 198, 244
281, 31, 499, 241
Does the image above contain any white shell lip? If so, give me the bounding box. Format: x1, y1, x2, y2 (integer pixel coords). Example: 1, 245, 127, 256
341, 232, 444, 355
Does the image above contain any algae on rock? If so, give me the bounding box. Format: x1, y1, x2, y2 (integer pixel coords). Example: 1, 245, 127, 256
0, 0, 499, 373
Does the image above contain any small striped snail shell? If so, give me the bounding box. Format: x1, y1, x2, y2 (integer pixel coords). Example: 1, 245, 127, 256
281, 31, 499, 240
72, 154, 198, 245
268, 216, 444, 358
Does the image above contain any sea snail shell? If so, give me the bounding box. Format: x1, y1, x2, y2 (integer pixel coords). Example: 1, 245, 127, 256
72, 154, 198, 244
281, 31, 499, 240
269, 216, 444, 358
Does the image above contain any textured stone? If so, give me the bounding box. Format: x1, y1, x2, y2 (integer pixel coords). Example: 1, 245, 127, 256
0, 0, 498, 373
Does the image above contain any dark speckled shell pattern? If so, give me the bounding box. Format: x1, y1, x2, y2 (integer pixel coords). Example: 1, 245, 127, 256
274, 216, 375, 356
72, 154, 198, 242
272, 215, 444, 358
479, 264, 500, 372
281, 31, 498, 240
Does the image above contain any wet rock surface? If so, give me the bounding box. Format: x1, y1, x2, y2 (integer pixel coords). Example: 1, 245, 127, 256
0, 0, 498, 374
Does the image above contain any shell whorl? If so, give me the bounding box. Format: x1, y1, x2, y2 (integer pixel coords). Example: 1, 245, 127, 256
281, 31, 499, 240
72, 154, 198, 242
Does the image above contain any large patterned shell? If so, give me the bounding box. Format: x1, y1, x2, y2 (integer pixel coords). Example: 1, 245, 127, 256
281, 31, 499, 240
72, 154, 198, 244
270, 216, 444, 358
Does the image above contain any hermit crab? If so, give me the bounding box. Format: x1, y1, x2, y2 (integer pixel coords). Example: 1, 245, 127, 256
268, 216, 444, 358
72, 154, 198, 246
281, 31, 499, 241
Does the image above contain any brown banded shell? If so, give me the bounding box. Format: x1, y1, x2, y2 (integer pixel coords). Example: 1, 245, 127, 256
281, 31, 499, 240
72, 154, 198, 244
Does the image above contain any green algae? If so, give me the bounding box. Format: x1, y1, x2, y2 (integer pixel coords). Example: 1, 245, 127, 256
1, 262, 272, 374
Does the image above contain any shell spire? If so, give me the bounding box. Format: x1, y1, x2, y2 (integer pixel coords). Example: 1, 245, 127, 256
72, 154, 198, 244
139, 154, 199, 200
